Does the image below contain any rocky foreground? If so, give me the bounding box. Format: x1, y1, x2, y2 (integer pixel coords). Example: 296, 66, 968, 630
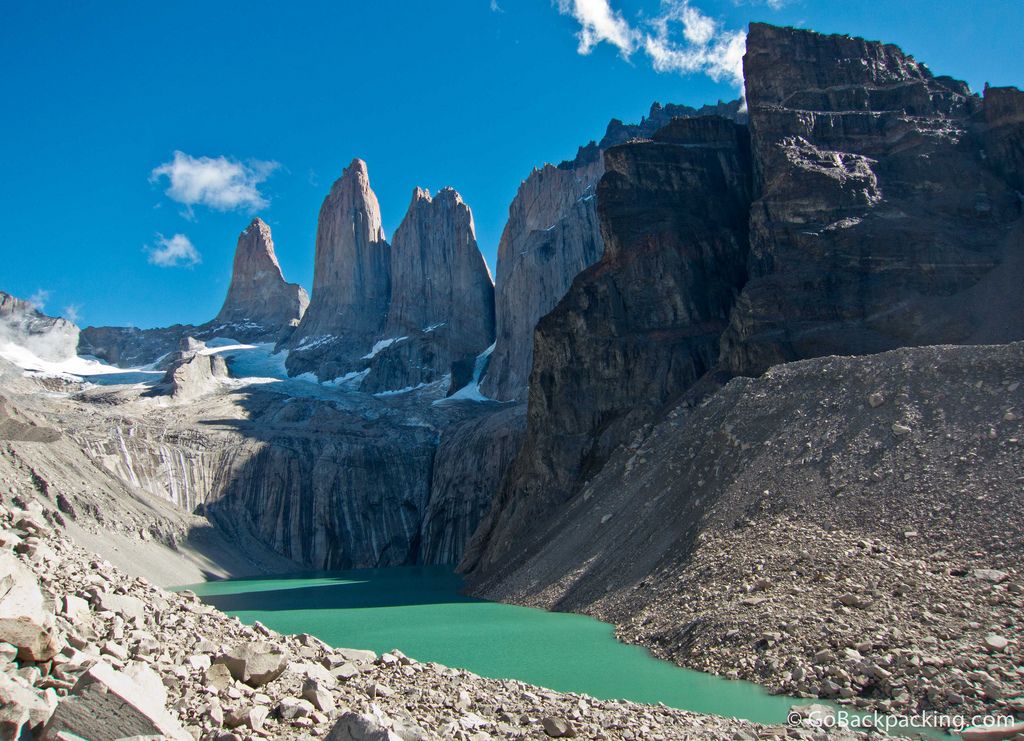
0, 499, 880, 741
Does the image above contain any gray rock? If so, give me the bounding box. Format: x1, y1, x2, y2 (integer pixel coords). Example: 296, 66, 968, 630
360, 187, 494, 394
211, 218, 309, 338
285, 159, 391, 379
424, 404, 526, 565
224, 705, 269, 732
0, 671, 54, 739
95, 592, 145, 623
0, 552, 61, 661
983, 635, 1010, 651
480, 158, 605, 402
275, 696, 313, 720
974, 569, 1009, 583
323, 712, 401, 741
213, 643, 289, 687
301, 679, 335, 713
540, 716, 576, 738
333, 648, 377, 665
41, 661, 191, 741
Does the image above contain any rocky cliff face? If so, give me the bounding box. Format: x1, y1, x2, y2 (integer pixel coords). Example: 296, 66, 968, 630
212, 218, 309, 340
284, 159, 391, 380
359, 188, 495, 394
0, 292, 79, 362
421, 403, 526, 565
719, 23, 1024, 375
480, 158, 606, 401
481, 100, 747, 402
465, 24, 1024, 577
79, 221, 307, 367
465, 116, 753, 571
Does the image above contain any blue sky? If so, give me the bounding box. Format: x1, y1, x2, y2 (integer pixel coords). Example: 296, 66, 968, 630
1, 1, 1021, 329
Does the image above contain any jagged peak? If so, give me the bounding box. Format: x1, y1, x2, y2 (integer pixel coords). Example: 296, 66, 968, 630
328, 158, 373, 197
234, 217, 283, 276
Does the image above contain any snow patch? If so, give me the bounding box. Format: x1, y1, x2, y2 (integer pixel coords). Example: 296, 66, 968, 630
362, 336, 407, 359
374, 382, 428, 397
201, 342, 290, 380
324, 368, 370, 389
0, 342, 163, 386
434, 342, 495, 404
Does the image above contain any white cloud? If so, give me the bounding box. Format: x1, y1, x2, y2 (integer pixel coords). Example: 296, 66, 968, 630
490, 0, 504, 12
555, 0, 749, 88
150, 151, 279, 215
62, 303, 81, 324
556, 0, 638, 56
145, 234, 202, 269
29, 289, 51, 312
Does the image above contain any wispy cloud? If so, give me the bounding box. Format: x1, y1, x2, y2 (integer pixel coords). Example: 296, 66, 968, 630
490, 0, 505, 12
150, 151, 279, 216
62, 303, 81, 324
555, 0, 750, 88
145, 234, 202, 268
29, 289, 51, 312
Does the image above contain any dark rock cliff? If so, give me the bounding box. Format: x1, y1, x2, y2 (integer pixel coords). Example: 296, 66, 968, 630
720, 23, 1024, 375
464, 116, 753, 571
481, 99, 747, 402
464, 23, 1024, 579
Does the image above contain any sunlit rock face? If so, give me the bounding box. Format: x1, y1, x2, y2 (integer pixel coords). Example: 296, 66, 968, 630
212, 217, 308, 341
359, 187, 495, 395
284, 158, 392, 380
78, 219, 306, 366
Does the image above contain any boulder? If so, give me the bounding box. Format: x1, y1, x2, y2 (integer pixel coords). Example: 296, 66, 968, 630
213, 642, 289, 687
323, 712, 402, 741
0, 552, 61, 661
541, 717, 577, 738
41, 661, 191, 741
0, 672, 55, 740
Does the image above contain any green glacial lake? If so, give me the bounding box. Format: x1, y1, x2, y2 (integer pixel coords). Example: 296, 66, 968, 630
186, 565, 804, 725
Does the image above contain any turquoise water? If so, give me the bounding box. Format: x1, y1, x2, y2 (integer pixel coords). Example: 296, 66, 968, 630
186, 565, 804, 725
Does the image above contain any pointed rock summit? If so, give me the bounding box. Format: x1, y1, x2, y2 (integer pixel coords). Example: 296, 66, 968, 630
386, 187, 493, 345
213, 218, 309, 336
285, 159, 391, 378
359, 186, 495, 393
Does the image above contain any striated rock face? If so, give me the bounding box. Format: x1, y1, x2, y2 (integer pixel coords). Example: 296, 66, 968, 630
421, 403, 526, 565
480, 158, 606, 401
360, 188, 495, 394
0, 292, 79, 362
719, 23, 1024, 375
212, 218, 309, 340
285, 159, 391, 379
465, 117, 753, 571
